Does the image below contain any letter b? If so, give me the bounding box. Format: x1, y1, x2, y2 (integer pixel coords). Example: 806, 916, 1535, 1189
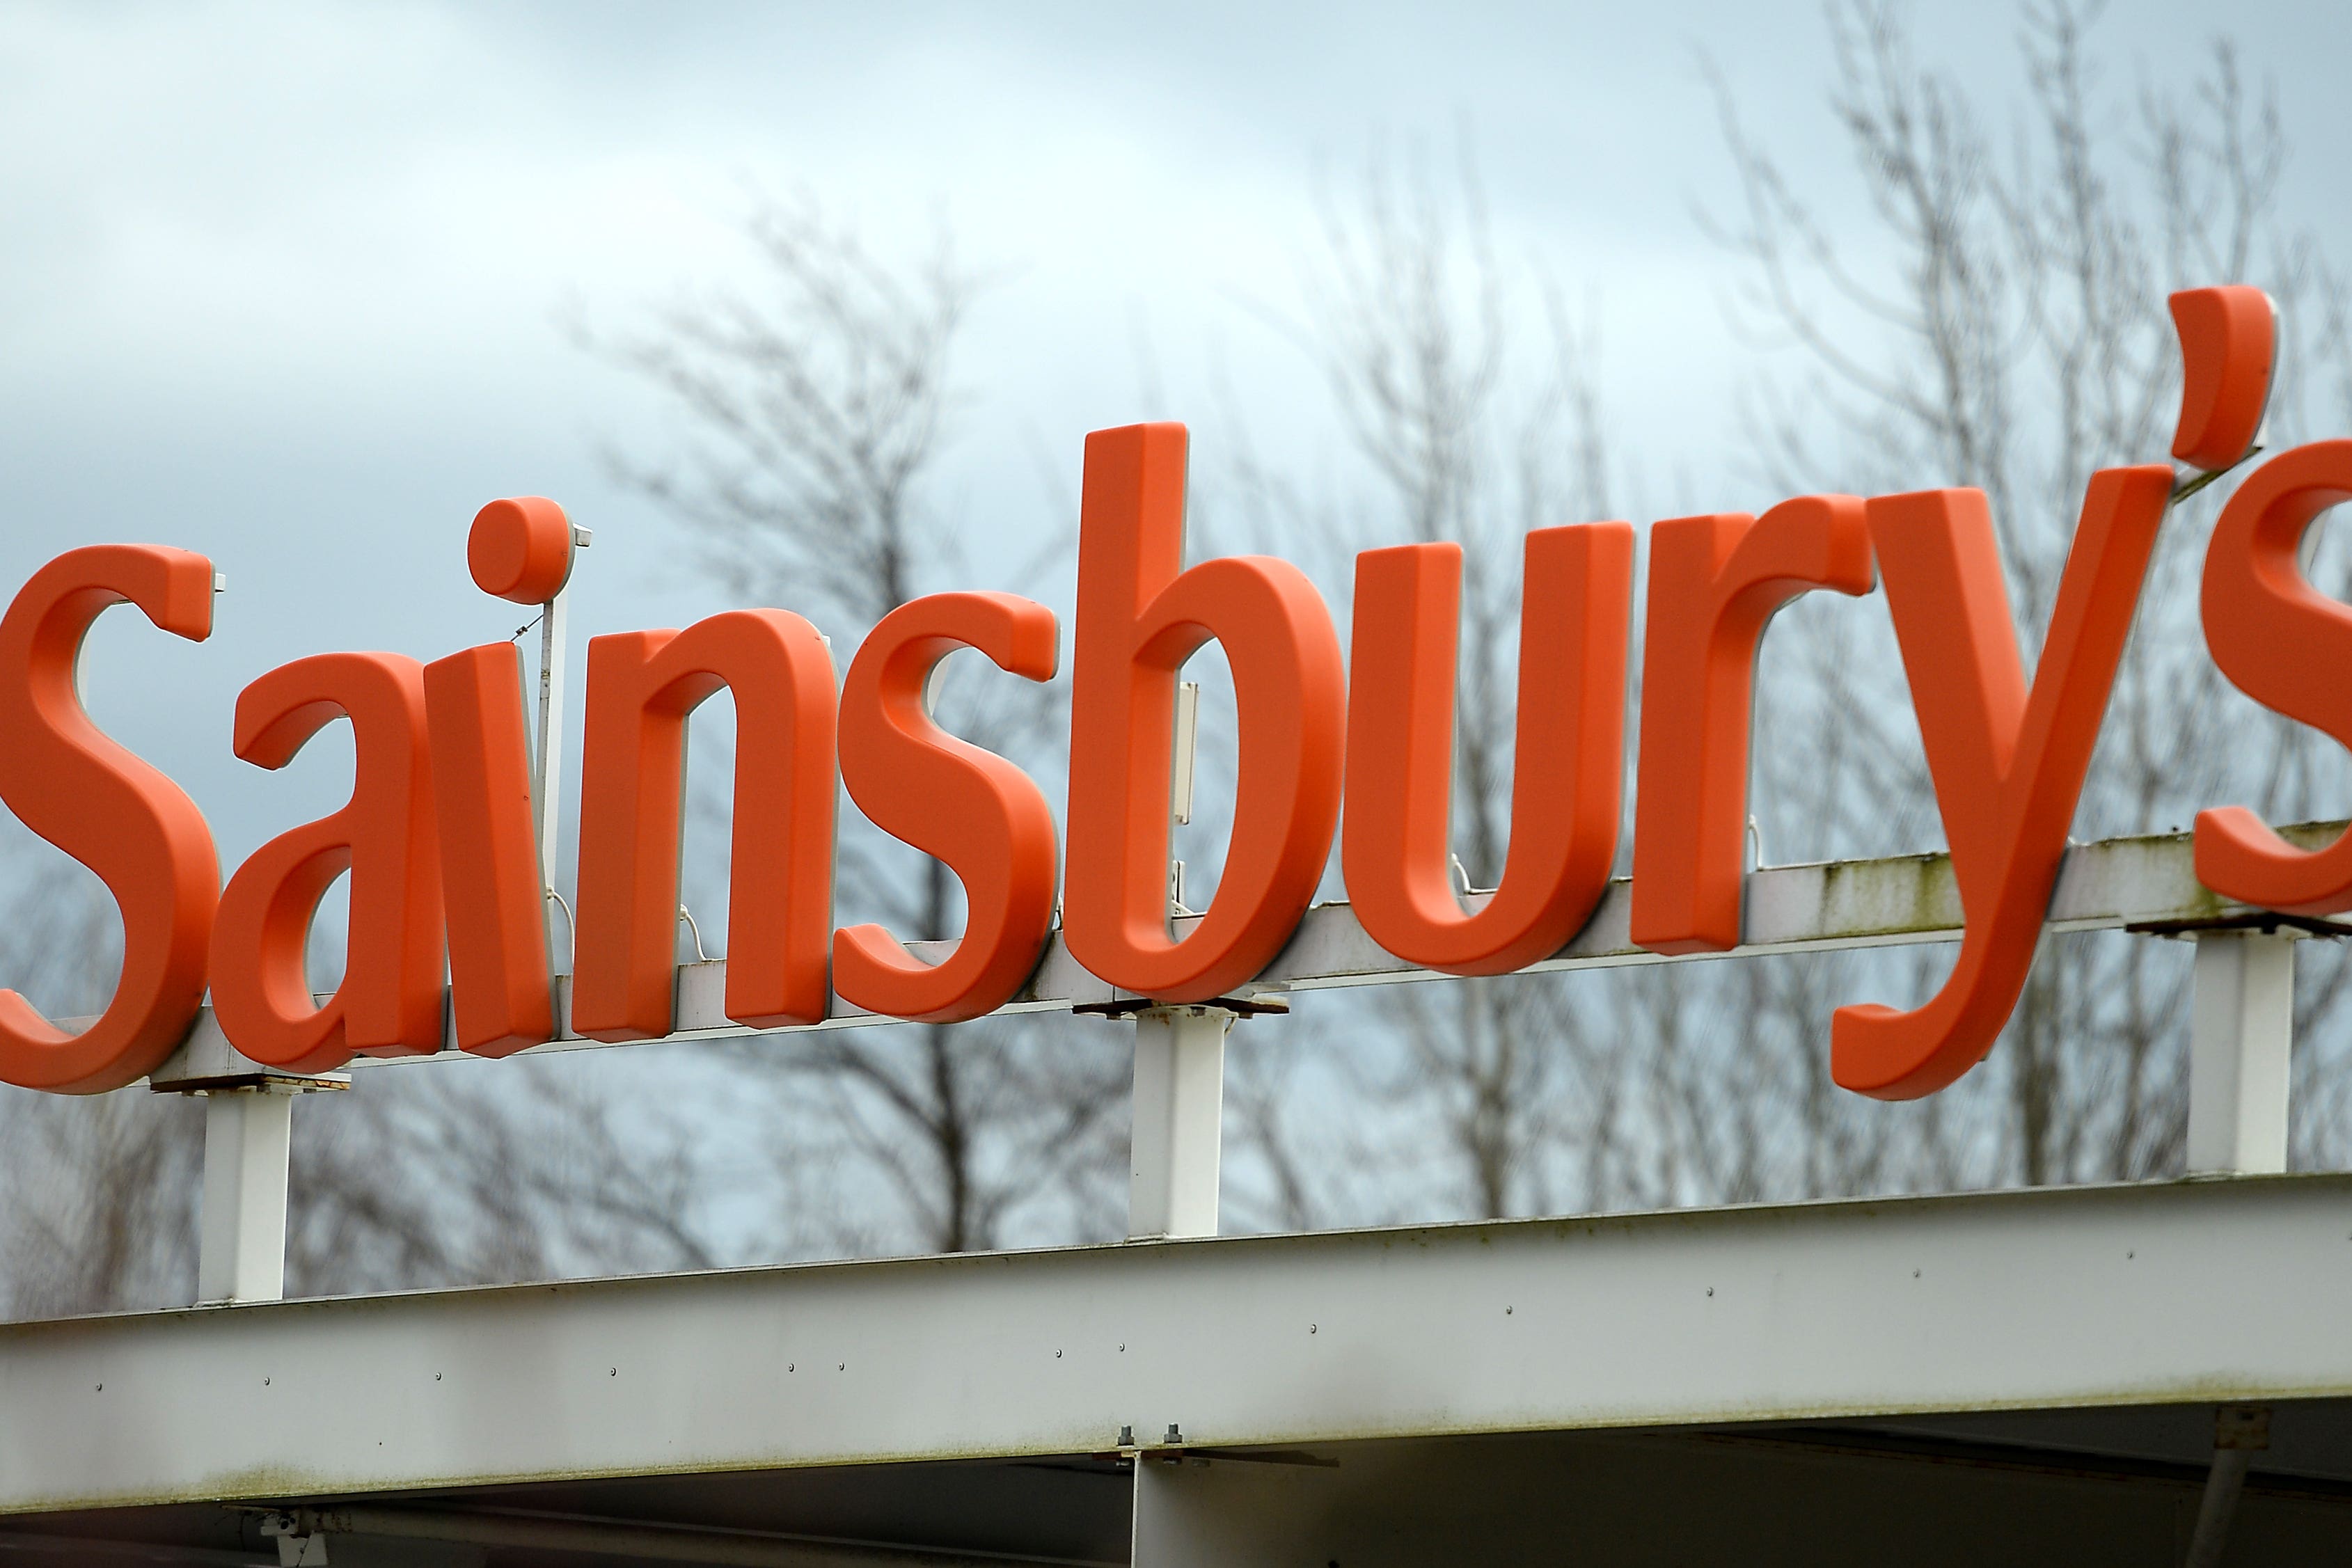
1062, 424, 1346, 1002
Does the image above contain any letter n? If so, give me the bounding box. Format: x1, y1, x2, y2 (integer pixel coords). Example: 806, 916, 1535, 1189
571, 611, 837, 1040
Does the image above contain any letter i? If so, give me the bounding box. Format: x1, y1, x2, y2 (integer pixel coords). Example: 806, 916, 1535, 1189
423, 497, 584, 1055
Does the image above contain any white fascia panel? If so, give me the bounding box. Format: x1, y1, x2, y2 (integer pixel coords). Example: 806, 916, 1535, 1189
3, 1174, 2351, 1514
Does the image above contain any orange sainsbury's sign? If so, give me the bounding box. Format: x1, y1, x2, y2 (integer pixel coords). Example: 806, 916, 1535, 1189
0, 286, 2336, 1102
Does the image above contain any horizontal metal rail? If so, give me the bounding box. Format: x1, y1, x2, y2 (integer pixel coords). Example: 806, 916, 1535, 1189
145, 821, 2346, 1088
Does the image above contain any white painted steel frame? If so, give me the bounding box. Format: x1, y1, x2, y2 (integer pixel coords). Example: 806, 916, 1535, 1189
6, 1174, 2351, 1516
1127, 1007, 1230, 1240
145, 821, 2335, 1305
194, 1088, 292, 1304
144, 821, 2348, 1086
2188, 930, 2296, 1174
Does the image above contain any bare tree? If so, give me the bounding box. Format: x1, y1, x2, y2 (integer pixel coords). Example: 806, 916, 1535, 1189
285, 1060, 725, 1294
1220, 145, 1620, 1223
0, 848, 201, 1319
595, 193, 1126, 1254
1222, 0, 2352, 1228
17, 6, 2352, 1317
0, 837, 734, 1317
1707, 0, 2352, 1191
0, 194, 1128, 1320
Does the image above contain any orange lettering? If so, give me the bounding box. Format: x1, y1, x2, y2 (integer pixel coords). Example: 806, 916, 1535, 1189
1833, 468, 2172, 1098
208, 653, 446, 1072
423, 644, 555, 1054
1630, 497, 1872, 954
1062, 423, 1346, 1002
1343, 525, 1634, 974
571, 612, 836, 1039
467, 496, 577, 605
0, 546, 219, 1093
832, 592, 1061, 1022
2195, 441, 2352, 912
2169, 286, 2274, 473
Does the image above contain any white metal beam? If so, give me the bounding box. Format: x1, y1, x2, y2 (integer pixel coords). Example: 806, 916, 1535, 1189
195, 1086, 292, 1304
1128, 1007, 1231, 1240
143, 821, 2351, 1087
6, 1175, 2351, 1516
533, 578, 573, 967
2187, 931, 2295, 1175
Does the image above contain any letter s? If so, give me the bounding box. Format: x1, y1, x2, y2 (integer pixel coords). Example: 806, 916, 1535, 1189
833, 592, 1061, 1023
0, 546, 219, 1092
2195, 440, 2352, 913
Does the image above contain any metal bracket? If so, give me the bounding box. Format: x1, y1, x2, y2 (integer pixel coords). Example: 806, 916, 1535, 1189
1075, 993, 1289, 1021
2126, 909, 2352, 940
257, 1511, 330, 1565
145, 1008, 352, 1095
2186, 1404, 2271, 1568
140, 1007, 347, 1308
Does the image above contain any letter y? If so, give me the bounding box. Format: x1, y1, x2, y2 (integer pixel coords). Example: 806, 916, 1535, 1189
1833, 466, 2172, 1098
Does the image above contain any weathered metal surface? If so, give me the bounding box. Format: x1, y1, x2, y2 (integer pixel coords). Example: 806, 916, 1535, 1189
195, 1088, 292, 1305
141, 821, 2351, 1086
5, 1175, 2351, 1515
2188, 931, 2296, 1175
255, 1503, 1114, 1567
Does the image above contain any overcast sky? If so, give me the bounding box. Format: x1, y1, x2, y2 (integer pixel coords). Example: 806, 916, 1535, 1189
3, 0, 2348, 889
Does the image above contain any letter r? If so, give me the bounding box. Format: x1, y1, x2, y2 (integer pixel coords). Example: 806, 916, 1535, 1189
1630, 497, 1873, 954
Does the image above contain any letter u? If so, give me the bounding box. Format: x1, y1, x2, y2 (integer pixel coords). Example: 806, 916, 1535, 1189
1343, 525, 1634, 974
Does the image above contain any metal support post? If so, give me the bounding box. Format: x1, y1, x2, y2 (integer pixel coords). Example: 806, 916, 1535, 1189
2187, 930, 2294, 1175
534, 574, 573, 969
1129, 1006, 1231, 1240
2186, 1404, 2269, 1568
197, 1085, 294, 1304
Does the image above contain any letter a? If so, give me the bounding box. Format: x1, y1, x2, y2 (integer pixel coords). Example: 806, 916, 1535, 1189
209, 653, 447, 1072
